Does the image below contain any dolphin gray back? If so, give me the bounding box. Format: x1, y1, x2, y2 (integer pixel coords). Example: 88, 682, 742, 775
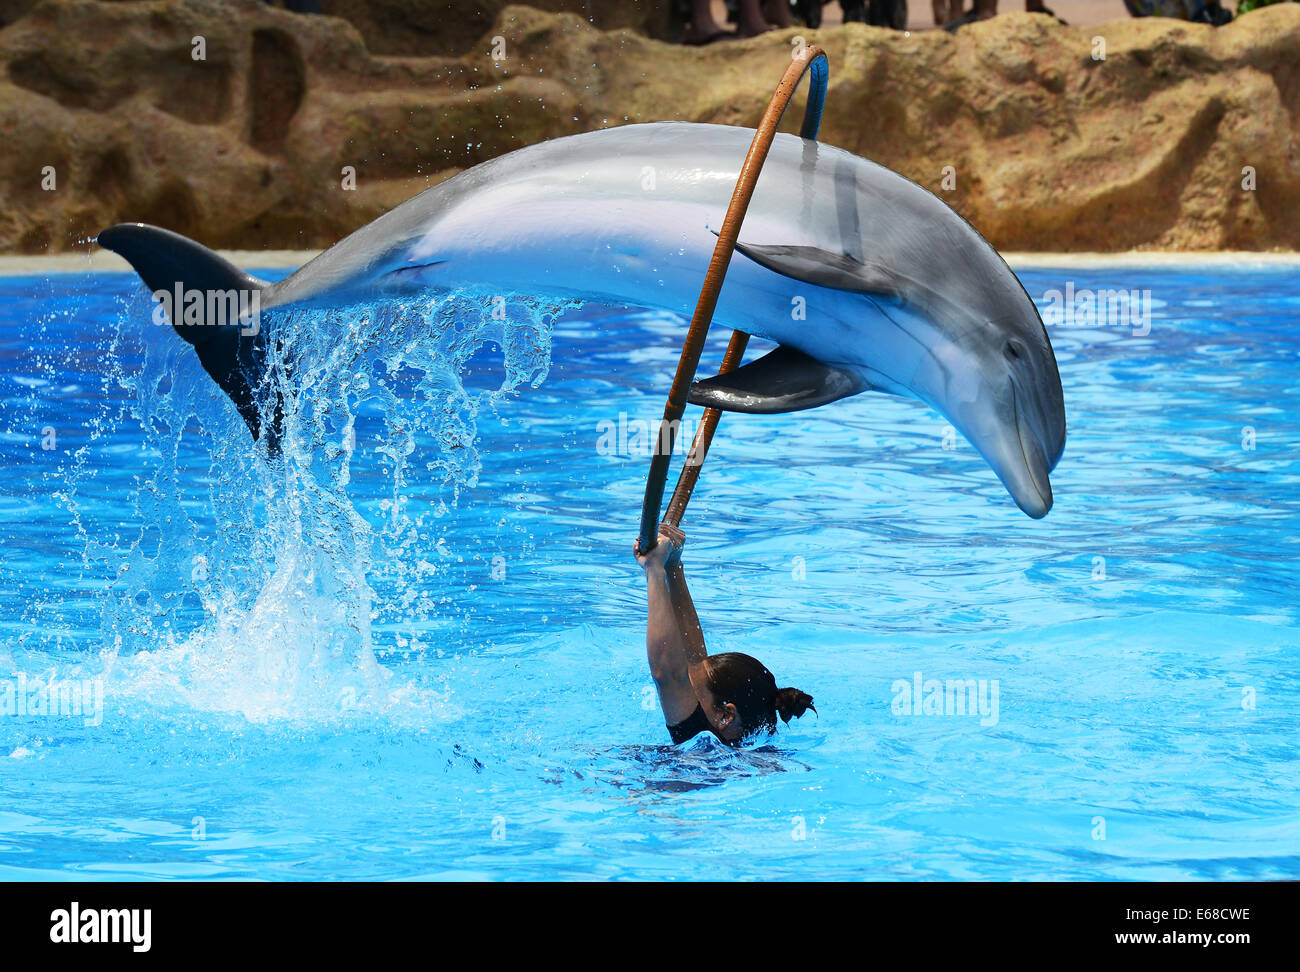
264, 123, 1033, 327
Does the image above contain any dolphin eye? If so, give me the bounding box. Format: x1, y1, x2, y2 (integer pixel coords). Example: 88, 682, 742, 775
1005, 341, 1024, 361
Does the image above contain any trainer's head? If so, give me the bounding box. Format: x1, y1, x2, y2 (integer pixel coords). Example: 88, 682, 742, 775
694, 652, 815, 743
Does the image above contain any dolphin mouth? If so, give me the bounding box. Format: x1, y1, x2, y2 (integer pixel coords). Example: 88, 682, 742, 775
1009, 381, 1053, 519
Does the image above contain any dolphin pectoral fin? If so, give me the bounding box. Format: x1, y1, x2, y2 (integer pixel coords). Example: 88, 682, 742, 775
730, 239, 903, 298
687, 345, 867, 414
98, 223, 278, 451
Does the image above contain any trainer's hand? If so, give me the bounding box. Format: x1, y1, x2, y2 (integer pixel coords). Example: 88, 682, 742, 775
634, 524, 685, 571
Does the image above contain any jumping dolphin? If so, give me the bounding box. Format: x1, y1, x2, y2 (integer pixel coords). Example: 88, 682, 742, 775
98, 122, 1066, 517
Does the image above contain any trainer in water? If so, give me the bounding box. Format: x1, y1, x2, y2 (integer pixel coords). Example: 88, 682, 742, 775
635, 523, 813, 744
98, 121, 1066, 517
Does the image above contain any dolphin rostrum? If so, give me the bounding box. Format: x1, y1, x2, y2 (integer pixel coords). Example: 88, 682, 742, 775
98, 122, 1066, 517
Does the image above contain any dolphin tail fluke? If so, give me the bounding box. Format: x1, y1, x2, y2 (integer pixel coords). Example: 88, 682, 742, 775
98, 223, 268, 303
97, 223, 279, 451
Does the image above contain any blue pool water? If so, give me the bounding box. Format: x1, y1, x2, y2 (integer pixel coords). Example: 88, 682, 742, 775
0, 263, 1297, 880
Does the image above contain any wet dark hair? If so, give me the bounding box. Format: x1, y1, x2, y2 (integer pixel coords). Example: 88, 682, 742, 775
704, 652, 815, 738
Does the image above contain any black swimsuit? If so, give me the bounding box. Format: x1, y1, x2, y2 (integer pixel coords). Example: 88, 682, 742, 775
667, 704, 713, 744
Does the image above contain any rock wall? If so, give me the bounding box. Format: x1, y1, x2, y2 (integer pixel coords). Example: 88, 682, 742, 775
1, 0, 1297, 253
317, 0, 677, 56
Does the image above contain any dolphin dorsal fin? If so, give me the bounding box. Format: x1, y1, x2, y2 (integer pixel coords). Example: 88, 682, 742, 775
727, 236, 905, 299
687, 345, 867, 414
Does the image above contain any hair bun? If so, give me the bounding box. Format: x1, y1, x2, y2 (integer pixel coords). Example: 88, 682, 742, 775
773, 687, 816, 724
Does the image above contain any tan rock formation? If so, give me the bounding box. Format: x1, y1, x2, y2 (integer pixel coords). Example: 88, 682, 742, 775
0, 0, 1296, 253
